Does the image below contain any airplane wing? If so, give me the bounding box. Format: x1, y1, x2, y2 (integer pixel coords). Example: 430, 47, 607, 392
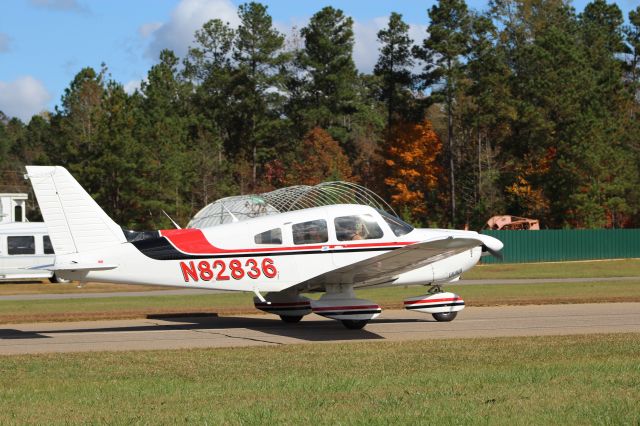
295, 236, 483, 290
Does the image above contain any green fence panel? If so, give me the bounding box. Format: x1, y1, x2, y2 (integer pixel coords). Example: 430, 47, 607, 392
481, 229, 640, 263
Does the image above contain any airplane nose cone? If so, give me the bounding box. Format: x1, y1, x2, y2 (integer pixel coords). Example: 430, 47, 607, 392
483, 235, 504, 252
479, 234, 504, 259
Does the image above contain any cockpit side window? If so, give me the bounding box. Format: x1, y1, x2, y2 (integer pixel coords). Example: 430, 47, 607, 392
254, 228, 283, 245
292, 220, 328, 245
334, 214, 384, 241
378, 210, 414, 236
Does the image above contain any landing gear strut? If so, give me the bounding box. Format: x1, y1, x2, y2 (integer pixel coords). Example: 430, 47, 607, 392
427, 284, 444, 294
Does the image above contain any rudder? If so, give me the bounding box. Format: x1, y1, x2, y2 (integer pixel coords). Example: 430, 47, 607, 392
26, 166, 125, 255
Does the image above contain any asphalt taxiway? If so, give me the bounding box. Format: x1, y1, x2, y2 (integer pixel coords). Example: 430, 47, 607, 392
1, 303, 638, 355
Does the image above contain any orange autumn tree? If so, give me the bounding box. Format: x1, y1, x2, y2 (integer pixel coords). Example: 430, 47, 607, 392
288, 127, 353, 185
384, 119, 443, 222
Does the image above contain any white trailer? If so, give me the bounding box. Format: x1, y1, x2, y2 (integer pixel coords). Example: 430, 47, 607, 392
0, 193, 28, 224
0, 221, 61, 281
0, 194, 66, 282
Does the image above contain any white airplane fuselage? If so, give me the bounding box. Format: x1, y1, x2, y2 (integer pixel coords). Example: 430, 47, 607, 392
56, 204, 485, 292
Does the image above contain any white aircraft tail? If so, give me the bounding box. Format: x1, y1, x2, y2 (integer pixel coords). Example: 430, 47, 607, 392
26, 166, 126, 255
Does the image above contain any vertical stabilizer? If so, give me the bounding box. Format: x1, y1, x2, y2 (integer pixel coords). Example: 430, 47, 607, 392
26, 166, 126, 255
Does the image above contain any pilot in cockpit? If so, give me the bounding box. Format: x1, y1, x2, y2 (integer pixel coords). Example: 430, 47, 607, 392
336, 216, 365, 241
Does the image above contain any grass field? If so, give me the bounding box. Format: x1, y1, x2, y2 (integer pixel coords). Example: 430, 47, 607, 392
464, 258, 640, 279
0, 333, 637, 424
1, 258, 640, 296
1, 279, 639, 324
0, 281, 163, 296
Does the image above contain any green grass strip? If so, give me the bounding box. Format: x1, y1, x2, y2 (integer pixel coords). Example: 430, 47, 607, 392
467, 258, 640, 279
0, 333, 638, 424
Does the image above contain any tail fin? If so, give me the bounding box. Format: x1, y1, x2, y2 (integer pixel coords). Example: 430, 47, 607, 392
26, 166, 126, 255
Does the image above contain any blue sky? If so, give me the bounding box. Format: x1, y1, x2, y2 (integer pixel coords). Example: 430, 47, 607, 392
0, 0, 638, 122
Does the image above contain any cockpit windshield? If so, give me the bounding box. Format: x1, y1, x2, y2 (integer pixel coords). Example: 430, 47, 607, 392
377, 210, 414, 236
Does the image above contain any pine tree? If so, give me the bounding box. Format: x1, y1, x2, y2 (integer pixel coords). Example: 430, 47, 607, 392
414, 0, 471, 227
183, 19, 238, 203
137, 49, 193, 227
374, 12, 414, 129
297, 7, 359, 141
230, 2, 286, 190
460, 12, 512, 226
624, 7, 640, 99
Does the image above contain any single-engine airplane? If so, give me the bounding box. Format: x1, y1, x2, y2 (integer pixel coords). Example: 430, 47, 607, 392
26, 166, 503, 329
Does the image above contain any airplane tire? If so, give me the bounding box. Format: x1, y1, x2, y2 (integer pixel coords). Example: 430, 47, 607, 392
48, 273, 70, 284
280, 315, 303, 323
341, 319, 368, 330
432, 311, 458, 322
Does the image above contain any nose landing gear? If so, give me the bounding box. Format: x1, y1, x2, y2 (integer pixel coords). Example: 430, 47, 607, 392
404, 284, 465, 322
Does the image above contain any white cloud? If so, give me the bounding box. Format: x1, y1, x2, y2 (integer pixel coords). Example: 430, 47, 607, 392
0, 33, 11, 53
144, 0, 239, 60
124, 79, 144, 94
30, 0, 87, 13
353, 17, 427, 74
353, 17, 387, 74
0, 76, 51, 122
139, 22, 163, 38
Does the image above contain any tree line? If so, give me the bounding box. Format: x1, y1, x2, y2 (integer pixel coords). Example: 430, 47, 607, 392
1, 0, 639, 230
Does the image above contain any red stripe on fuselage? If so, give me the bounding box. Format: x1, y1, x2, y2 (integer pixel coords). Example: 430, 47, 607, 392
159, 228, 414, 256
312, 305, 381, 312
403, 297, 462, 305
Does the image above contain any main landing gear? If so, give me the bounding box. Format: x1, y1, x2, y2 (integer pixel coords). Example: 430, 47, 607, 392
310, 284, 381, 329
255, 283, 464, 329
254, 285, 380, 329
253, 290, 312, 323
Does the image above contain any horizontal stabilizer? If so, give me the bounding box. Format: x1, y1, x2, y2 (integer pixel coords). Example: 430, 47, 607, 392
30, 262, 117, 272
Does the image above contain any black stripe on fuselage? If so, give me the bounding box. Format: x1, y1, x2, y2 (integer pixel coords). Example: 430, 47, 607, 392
405, 302, 465, 310
131, 236, 399, 260
255, 306, 312, 312
314, 309, 382, 316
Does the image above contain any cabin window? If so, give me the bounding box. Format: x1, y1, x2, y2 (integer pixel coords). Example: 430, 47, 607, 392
378, 210, 414, 236
334, 214, 384, 241
7, 236, 35, 255
292, 219, 328, 245
254, 228, 282, 245
43, 236, 54, 254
